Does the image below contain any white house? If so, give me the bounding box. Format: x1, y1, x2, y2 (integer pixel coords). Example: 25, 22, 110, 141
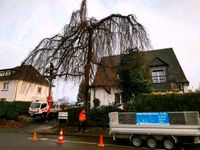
90, 48, 189, 108
0, 65, 49, 102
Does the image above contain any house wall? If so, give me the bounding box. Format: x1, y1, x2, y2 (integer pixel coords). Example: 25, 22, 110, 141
90, 84, 189, 108
0, 80, 17, 101
183, 83, 189, 93
0, 80, 49, 102
90, 87, 119, 108
15, 80, 49, 101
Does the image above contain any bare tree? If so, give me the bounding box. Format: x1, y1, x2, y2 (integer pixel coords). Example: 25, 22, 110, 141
23, 0, 151, 113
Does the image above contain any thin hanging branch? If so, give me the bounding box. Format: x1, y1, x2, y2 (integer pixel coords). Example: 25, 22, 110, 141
23, 0, 151, 112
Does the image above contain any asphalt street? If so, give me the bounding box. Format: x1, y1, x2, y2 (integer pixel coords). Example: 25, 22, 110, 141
0, 131, 160, 150
0, 118, 199, 150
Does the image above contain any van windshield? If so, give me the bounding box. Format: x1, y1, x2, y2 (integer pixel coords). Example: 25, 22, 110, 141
30, 103, 41, 108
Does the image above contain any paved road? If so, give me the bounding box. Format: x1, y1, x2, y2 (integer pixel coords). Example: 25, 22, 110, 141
0, 119, 199, 150
0, 131, 160, 150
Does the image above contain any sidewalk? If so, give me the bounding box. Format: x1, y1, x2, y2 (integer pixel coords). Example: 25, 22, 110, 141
39, 124, 111, 138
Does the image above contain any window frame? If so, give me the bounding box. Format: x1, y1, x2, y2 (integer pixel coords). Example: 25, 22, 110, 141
37, 87, 42, 94
114, 93, 121, 104
151, 67, 167, 83
2, 82, 9, 91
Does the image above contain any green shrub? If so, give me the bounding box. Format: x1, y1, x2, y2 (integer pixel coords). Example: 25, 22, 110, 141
0, 101, 6, 119
13, 101, 31, 115
6, 110, 19, 120
67, 107, 83, 126
89, 105, 121, 127
65, 105, 120, 127
93, 98, 100, 108
128, 93, 200, 112
0, 101, 31, 120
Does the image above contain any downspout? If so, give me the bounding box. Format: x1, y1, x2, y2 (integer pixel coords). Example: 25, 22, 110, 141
14, 80, 19, 101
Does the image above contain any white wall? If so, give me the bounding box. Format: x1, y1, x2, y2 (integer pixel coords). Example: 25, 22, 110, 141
90, 87, 120, 108
0, 80, 49, 102
183, 84, 189, 93
15, 80, 49, 102
0, 80, 17, 101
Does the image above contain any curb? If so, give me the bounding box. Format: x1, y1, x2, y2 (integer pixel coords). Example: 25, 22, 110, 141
38, 131, 111, 138
38, 130, 111, 138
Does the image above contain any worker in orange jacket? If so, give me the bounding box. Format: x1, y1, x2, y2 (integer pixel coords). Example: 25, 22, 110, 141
78, 109, 87, 133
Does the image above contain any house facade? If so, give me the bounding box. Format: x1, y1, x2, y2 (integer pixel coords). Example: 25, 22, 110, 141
0, 65, 49, 102
90, 48, 189, 108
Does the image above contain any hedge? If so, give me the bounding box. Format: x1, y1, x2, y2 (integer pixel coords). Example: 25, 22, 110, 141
65, 105, 121, 127
128, 92, 200, 112
0, 101, 31, 120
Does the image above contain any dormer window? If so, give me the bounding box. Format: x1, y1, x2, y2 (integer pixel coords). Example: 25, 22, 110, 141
151, 67, 166, 83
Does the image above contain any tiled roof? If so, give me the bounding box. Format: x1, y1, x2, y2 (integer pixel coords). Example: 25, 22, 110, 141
92, 48, 189, 87
0, 65, 49, 86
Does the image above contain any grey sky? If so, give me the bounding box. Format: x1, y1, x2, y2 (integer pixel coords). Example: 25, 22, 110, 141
0, 0, 200, 101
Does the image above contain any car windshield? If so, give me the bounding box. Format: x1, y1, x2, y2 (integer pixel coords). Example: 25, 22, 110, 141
30, 103, 41, 108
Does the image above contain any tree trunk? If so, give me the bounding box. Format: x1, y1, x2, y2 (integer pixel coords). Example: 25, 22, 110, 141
83, 28, 93, 113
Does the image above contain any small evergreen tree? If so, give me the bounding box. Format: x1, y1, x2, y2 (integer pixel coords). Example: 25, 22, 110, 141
118, 49, 152, 102
76, 80, 85, 104
93, 98, 100, 108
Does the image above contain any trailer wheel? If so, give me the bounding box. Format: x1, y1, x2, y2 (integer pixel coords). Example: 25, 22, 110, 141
132, 136, 142, 147
147, 137, 157, 148
163, 138, 175, 150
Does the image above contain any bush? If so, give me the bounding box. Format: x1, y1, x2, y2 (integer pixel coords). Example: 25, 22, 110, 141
6, 110, 19, 120
67, 107, 83, 126
93, 98, 100, 108
65, 105, 120, 127
0, 101, 31, 120
0, 101, 6, 119
89, 105, 121, 127
128, 93, 200, 112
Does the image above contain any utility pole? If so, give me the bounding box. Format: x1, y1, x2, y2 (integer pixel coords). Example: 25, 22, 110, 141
44, 62, 56, 121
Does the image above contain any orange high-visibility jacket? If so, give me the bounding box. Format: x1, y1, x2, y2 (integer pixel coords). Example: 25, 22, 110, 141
79, 111, 86, 122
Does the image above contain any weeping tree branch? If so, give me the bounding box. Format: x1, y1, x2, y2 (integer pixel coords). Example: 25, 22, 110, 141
23, 0, 151, 112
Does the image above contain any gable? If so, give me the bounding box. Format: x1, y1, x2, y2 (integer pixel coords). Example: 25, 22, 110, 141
150, 57, 169, 67
92, 48, 189, 88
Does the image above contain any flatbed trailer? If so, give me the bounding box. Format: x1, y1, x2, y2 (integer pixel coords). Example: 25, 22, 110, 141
109, 111, 200, 149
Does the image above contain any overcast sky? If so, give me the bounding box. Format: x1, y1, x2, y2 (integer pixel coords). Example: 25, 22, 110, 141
0, 0, 200, 102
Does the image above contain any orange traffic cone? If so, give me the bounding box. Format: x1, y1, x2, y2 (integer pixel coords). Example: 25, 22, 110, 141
57, 128, 64, 144
98, 134, 105, 147
33, 130, 37, 142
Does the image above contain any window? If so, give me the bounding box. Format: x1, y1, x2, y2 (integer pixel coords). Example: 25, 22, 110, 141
152, 68, 166, 83
0, 70, 11, 77
37, 87, 42, 94
41, 103, 47, 109
115, 93, 121, 104
5, 70, 11, 76
2, 82, 9, 91
0, 71, 4, 76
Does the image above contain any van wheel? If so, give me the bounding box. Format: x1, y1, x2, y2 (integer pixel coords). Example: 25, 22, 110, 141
112, 135, 116, 142
163, 138, 175, 150
147, 137, 157, 148
132, 136, 142, 147
41, 113, 47, 119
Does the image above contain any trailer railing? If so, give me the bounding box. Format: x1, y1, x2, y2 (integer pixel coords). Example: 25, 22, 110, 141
109, 111, 200, 125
